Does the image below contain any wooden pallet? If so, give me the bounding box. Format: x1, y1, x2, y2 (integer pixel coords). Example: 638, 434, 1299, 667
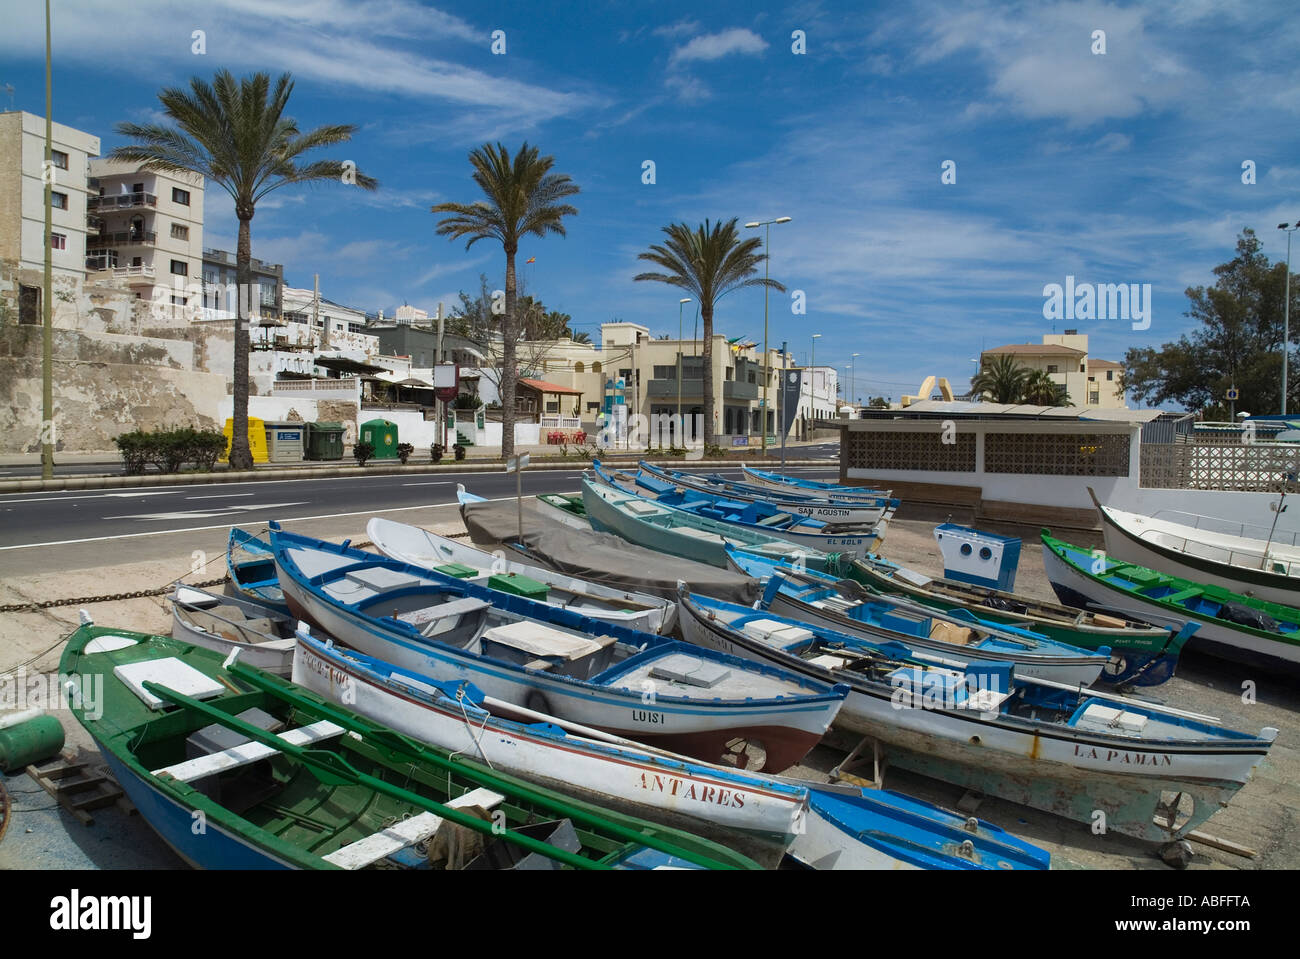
25, 755, 132, 826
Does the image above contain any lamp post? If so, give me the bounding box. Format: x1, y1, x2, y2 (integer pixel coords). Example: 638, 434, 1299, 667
810, 333, 821, 421
745, 216, 791, 455
1280, 221, 1299, 415
677, 297, 691, 447
851, 352, 860, 409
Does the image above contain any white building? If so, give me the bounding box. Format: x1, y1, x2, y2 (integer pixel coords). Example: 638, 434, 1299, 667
0, 111, 101, 294
85, 158, 205, 309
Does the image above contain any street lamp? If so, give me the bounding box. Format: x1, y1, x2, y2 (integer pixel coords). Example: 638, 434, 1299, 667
810, 333, 821, 420
677, 297, 691, 446
745, 216, 792, 455
1280, 221, 1299, 415
851, 352, 860, 409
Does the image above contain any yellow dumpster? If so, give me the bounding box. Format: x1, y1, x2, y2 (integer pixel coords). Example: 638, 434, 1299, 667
223, 417, 270, 463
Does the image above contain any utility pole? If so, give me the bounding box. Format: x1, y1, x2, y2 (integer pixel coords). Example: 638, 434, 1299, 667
436, 301, 445, 448
313, 273, 323, 350
41, 0, 53, 479
779, 340, 788, 470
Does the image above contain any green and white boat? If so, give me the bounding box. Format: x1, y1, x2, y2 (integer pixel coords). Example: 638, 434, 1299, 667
1041, 530, 1300, 668
60, 622, 762, 870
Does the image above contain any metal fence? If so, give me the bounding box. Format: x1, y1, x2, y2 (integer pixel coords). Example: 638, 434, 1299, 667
1140, 442, 1300, 491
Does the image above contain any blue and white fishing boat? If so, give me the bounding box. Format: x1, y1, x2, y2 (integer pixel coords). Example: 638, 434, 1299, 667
581, 475, 831, 569
588, 467, 879, 560
225, 527, 290, 616
638, 460, 898, 525
293, 635, 1050, 870
367, 517, 677, 634
268, 523, 848, 773
725, 546, 1113, 687
740, 464, 892, 501
675, 586, 1278, 844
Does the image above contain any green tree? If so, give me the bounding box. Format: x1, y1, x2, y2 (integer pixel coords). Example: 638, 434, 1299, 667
1123, 228, 1297, 415
112, 71, 376, 469
434, 143, 579, 460
634, 219, 785, 446
1021, 368, 1071, 406
970, 354, 1030, 403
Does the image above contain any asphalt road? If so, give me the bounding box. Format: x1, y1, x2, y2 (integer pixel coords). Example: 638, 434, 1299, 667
0, 464, 843, 576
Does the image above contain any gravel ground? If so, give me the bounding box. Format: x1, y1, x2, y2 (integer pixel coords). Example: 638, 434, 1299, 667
0, 507, 1295, 870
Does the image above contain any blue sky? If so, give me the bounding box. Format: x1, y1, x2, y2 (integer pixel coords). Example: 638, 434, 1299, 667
4, 0, 1299, 406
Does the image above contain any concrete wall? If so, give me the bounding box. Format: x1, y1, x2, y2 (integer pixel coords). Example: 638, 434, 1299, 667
218, 395, 360, 446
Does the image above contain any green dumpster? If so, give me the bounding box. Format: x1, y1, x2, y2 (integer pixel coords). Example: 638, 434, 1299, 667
359, 418, 400, 459
304, 422, 345, 461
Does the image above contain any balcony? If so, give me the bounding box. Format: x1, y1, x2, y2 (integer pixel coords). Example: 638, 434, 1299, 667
91, 230, 158, 246
88, 192, 157, 211
647, 377, 702, 399
724, 380, 758, 400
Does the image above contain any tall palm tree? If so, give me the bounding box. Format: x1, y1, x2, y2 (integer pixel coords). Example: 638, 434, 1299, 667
970, 354, 1030, 403
634, 219, 784, 447
433, 143, 579, 461
112, 70, 376, 469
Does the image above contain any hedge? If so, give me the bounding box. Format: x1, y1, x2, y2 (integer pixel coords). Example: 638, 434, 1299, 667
114, 426, 227, 474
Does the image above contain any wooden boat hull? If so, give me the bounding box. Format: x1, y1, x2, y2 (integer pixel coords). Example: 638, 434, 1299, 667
225, 527, 290, 616
740, 464, 891, 501
1094, 491, 1298, 608
272, 528, 847, 773
170, 588, 296, 676
676, 591, 1276, 843
367, 517, 675, 634
1041, 533, 1300, 667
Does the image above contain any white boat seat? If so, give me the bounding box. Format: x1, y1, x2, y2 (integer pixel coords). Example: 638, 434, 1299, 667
481, 620, 612, 661
1072, 703, 1149, 734
115, 658, 227, 711
625, 500, 661, 516
153, 719, 345, 783
322, 787, 506, 870
673, 526, 725, 543
806, 653, 850, 670
397, 597, 493, 634
741, 618, 815, 646
648, 653, 731, 688
757, 512, 794, 527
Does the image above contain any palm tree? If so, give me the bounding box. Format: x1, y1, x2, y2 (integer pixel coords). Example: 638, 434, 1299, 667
433, 143, 579, 461
1022, 368, 1071, 406
970, 354, 1030, 403
112, 71, 376, 469
634, 219, 784, 447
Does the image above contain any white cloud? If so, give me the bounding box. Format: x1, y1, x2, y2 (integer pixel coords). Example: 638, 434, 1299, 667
669, 28, 769, 67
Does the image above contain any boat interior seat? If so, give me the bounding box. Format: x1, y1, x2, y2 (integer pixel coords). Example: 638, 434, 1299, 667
638, 474, 676, 495
757, 513, 794, 527
396, 597, 493, 636
154, 719, 346, 783
928, 620, 977, 646
624, 500, 661, 516
322, 787, 506, 870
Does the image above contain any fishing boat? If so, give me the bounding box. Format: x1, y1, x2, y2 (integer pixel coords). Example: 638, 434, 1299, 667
1041, 529, 1300, 668
675, 586, 1278, 845
455, 484, 592, 531
367, 517, 676, 634
835, 551, 1186, 687
725, 546, 1112, 687
639, 460, 897, 525
269, 523, 848, 772
225, 527, 290, 616
60, 622, 762, 870
294, 634, 1050, 870
740, 464, 892, 501
582, 475, 841, 570
592, 461, 881, 557
169, 585, 297, 676
1090, 487, 1300, 608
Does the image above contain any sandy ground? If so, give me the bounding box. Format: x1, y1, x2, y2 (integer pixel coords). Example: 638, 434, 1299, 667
0, 507, 1295, 870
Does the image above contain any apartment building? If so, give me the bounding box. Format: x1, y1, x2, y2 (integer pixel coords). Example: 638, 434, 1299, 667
978, 330, 1128, 408
0, 111, 101, 317
201, 247, 284, 322
83, 159, 204, 311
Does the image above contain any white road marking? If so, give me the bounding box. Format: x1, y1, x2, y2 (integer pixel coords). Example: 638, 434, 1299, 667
104, 502, 309, 520
401, 482, 454, 487
186, 493, 256, 500
0, 501, 464, 551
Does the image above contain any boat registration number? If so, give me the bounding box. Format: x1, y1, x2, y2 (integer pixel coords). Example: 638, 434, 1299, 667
632, 709, 665, 724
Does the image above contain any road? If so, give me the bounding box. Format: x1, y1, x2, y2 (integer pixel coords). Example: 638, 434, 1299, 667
0, 463, 843, 576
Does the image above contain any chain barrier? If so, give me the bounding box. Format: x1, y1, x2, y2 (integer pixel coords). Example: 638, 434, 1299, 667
0, 529, 472, 615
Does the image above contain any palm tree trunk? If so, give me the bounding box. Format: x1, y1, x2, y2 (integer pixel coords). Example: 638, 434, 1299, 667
701, 303, 715, 448
501, 247, 517, 461
229, 211, 254, 471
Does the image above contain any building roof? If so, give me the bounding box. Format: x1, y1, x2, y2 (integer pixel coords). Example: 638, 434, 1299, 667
1087, 358, 1123, 370
983, 343, 1087, 356
517, 378, 583, 396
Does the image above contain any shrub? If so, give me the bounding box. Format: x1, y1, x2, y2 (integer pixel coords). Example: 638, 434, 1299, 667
396, 442, 415, 465
453, 443, 467, 461
353, 441, 375, 467
113, 426, 226, 475
430, 443, 444, 463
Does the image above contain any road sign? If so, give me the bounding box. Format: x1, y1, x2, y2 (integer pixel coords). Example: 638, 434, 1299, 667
506, 453, 530, 472
1226, 388, 1239, 401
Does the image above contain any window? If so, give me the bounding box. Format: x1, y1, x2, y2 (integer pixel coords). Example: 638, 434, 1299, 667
49, 232, 66, 250
51, 191, 67, 210
172, 187, 190, 206
725, 367, 734, 381
132, 182, 144, 194
619, 368, 632, 381
170, 259, 188, 276
1089, 391, 1100, 405
587, 401, 600, 412
51, 150, 68, 170
170, 223, 189, 240
747, 370, 756, 384
1106, 370, 1114, 381
574, 361, 585, 374
1046, 365, 1059, 374
591, 361, 601, 374
653, 365, 676, 379
19, 285, 40, 325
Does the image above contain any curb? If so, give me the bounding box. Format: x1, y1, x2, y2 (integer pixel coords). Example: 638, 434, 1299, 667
0, 458, 834, 494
